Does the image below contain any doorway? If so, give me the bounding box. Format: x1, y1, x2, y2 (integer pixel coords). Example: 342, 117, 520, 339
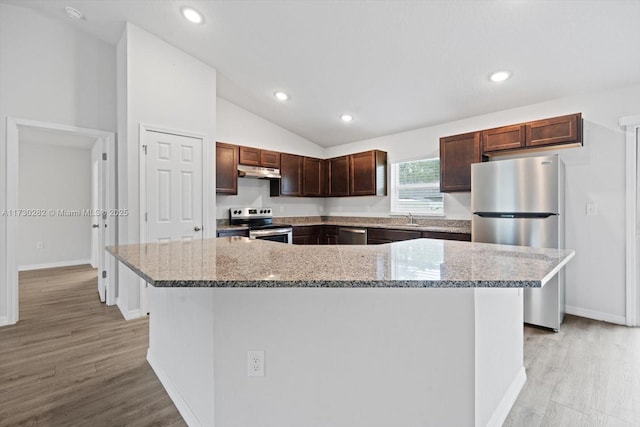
4, 118, 116, 325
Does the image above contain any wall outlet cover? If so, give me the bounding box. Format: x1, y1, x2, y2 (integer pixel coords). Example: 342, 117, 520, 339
247, 350, 265, 377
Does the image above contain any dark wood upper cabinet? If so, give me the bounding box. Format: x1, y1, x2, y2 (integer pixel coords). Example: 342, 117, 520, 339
526, 113, 582, 148
303, 157, 325, 197
327, 156, 350, 197
239, 146, 281, 168
439, 132, 482, 193
481, 113, 583, 154
260, 150, 281, 168
216, 142, 238, 195
482, 124, 525, 153
239, 146, 260, 166
349, 150, 387, 196
279, 153, 303, 196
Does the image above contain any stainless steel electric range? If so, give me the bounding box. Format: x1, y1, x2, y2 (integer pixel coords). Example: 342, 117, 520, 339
229, 207, 293, 244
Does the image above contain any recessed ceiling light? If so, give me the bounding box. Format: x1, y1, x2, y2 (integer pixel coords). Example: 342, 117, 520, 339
489, 71, 512, 82
274, 91, 289, 101
64, 6, 84, 20
340, 114, 354, 123
181, 7, 204, 24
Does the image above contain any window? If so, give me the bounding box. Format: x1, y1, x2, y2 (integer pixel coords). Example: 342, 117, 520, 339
391, 157, 444, 215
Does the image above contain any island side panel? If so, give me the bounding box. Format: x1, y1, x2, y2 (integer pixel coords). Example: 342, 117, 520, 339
212, 287, 477, 427
474, 288, 525, 427
147, 287, 215, 427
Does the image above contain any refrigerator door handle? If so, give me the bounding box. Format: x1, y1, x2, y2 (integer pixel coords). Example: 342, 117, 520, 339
473, 212, 557, 219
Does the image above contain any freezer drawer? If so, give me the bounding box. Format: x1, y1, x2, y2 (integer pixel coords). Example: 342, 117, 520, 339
472, 215, 559, 248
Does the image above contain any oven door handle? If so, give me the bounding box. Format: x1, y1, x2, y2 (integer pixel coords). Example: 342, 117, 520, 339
250, 228, 292, 237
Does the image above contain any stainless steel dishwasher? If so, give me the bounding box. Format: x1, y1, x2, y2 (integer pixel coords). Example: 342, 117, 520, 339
338, 227, 367, 245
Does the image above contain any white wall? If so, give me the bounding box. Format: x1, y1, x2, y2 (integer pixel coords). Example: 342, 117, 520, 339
216, 98, 326, 218
18, 141, 92, 268
0, 3, 116, 324
325, 84, 640, 323
116, 23, 217, 319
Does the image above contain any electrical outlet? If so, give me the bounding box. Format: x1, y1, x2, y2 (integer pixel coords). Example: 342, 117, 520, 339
279, 206, 284, 213
36, 241, 43, 249
247, 350, 265, 377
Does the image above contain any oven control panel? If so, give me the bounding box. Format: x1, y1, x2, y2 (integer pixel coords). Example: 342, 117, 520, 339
230, 207, 273, 219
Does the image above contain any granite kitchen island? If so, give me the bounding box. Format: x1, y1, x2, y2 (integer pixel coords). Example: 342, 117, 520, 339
108, 237, 574, 427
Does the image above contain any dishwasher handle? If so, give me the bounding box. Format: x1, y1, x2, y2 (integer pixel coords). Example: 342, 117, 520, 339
340, 228, 366, 234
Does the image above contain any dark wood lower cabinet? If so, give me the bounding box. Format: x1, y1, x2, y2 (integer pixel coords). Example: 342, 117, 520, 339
293, 225, 470, 244
292, 226, 322, 245
323, 226, 339, 244
367, 228, 422, 245
422, 231, 471, 241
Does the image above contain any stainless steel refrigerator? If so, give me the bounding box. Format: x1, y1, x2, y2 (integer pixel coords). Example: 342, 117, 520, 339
471, 154, 565, 331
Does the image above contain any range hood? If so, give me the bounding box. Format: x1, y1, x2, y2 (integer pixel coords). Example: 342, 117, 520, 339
237, 164, 281, 179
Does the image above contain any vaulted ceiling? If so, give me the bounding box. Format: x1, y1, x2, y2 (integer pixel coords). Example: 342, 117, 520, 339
4, 0, 640, 146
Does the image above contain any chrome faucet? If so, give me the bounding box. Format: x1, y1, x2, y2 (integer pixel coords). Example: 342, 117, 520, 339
407, 212, 415, 225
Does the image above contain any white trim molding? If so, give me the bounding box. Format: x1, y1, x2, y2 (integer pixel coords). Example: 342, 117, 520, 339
18, 259, 92, 272
4, 117, 117, 326
486, 367, 527, 427
566, 305, 627, 326
147, 349, 201, 427
620, 114, 640, 327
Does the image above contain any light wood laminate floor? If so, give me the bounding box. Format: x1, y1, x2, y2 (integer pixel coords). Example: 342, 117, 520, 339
0, 265, 186, 427
506, 316, 640, 426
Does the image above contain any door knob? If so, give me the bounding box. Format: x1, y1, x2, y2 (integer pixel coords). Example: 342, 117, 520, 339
194, 226, 202, 232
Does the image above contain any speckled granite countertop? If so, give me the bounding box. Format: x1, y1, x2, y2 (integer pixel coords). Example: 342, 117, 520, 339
216, 216, 471, 234
107, 238, 574, 289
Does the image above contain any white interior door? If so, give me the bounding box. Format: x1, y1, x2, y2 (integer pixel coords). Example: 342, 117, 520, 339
90, 143, 100, 269
95, 138, 108, 302
145, 130, 204, 243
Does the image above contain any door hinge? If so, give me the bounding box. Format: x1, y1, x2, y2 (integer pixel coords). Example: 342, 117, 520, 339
142, 144, 148, 155
102, 270, 107, 279
102, 152, 107, 161
144, 212, 148, 222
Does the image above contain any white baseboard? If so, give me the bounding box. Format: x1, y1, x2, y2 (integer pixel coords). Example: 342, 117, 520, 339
115, 297, 145, 321
18, 259, 92, 272
0, 316, 10, 327
565, 305, 627, 325
147, 349, 199, 427
486, 367, 527, 427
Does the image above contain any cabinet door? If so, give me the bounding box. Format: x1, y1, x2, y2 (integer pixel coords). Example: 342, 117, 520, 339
526, 113, 582, 148
327, 156, 350, 196
439, 132, 481, 192
239, 146, 260, 166
261, 150, 281, 168
280, 153, 303, 196
216, 142, 238, 195
303, 157, 324, 196
349, 151, 376, 196
322, 225, 339, 244
422, 231, 471, 241
367, 228, 421, 244
482, 124, 525, 153
293, 225, 322, 244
